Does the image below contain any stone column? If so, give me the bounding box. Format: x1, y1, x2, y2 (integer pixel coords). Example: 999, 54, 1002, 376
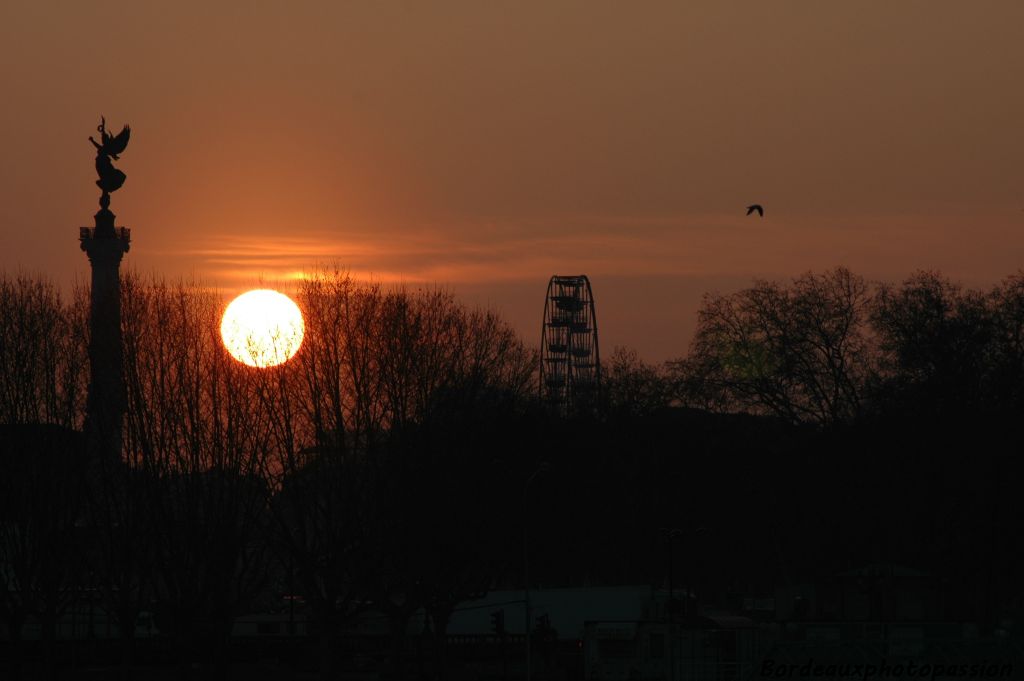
80, 195, 130, 462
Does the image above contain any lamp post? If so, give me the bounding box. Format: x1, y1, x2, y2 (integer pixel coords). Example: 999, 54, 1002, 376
661, 526, 706, 681
661, 528, 682, 681
524, 462, 549, 681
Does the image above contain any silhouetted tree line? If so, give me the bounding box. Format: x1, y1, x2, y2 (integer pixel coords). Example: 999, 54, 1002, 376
605, 266, 1024, 424
588, 267, 1024, 635
2, 266, 1024, 680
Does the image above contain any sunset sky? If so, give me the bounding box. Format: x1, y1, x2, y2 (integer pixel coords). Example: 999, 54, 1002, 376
2, 1, 1022, 362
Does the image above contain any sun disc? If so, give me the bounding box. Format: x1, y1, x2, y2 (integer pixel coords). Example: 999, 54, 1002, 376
220, 289, 304, 368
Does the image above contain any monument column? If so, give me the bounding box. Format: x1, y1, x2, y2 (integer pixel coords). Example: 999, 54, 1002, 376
81, 117, 132, 462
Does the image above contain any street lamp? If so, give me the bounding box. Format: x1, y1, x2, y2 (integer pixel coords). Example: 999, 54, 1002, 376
661, 526, 706, 681
524, 462, 549, 681
660, 528, 682, 681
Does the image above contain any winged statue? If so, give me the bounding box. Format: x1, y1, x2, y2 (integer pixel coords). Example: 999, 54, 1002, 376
89, 117, 131, 195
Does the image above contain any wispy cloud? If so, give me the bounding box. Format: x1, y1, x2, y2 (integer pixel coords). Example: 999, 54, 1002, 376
146, 208, 1024, 303
156, 214, 759, 287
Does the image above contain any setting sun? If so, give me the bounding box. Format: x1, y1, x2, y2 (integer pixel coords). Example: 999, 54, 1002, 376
220, 289, 304, 368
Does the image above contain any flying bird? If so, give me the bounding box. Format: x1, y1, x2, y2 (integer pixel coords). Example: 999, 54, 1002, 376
746, 204, 764, 217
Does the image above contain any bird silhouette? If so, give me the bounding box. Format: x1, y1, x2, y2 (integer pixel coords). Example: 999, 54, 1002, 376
746, 204, 764, 217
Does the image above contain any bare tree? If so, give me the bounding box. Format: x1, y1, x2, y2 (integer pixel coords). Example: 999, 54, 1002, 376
253, 268, 536, 680
374, 286, 535, 427
671, 267, 875, 425
0, 274, 89, 680
987, 272, 1024, 410
0, 274, 87, 427
368, 284, 534, 680
99, 273, 273, 675
869, 270, 999, 418
601, 346, 671, 416
252, 269, 383, 680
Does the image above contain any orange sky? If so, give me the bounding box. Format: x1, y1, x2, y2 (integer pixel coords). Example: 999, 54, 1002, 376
2, 1, 1023, 362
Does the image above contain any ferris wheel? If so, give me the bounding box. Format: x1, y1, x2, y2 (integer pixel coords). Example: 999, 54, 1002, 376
540, 275, 601, 414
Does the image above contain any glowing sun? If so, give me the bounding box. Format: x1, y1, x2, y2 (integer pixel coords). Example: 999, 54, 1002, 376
220, 289, 305, 368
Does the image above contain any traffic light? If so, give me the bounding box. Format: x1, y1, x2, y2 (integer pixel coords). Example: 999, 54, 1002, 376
490, 609, 505, 635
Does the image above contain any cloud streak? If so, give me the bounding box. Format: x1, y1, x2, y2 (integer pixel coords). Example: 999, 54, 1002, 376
153, 207, 1024, 299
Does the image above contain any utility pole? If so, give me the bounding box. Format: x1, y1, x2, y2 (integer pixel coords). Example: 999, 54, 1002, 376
662, 528, 681, 681
524, 462, 549, 681
662, 527, 706, 681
